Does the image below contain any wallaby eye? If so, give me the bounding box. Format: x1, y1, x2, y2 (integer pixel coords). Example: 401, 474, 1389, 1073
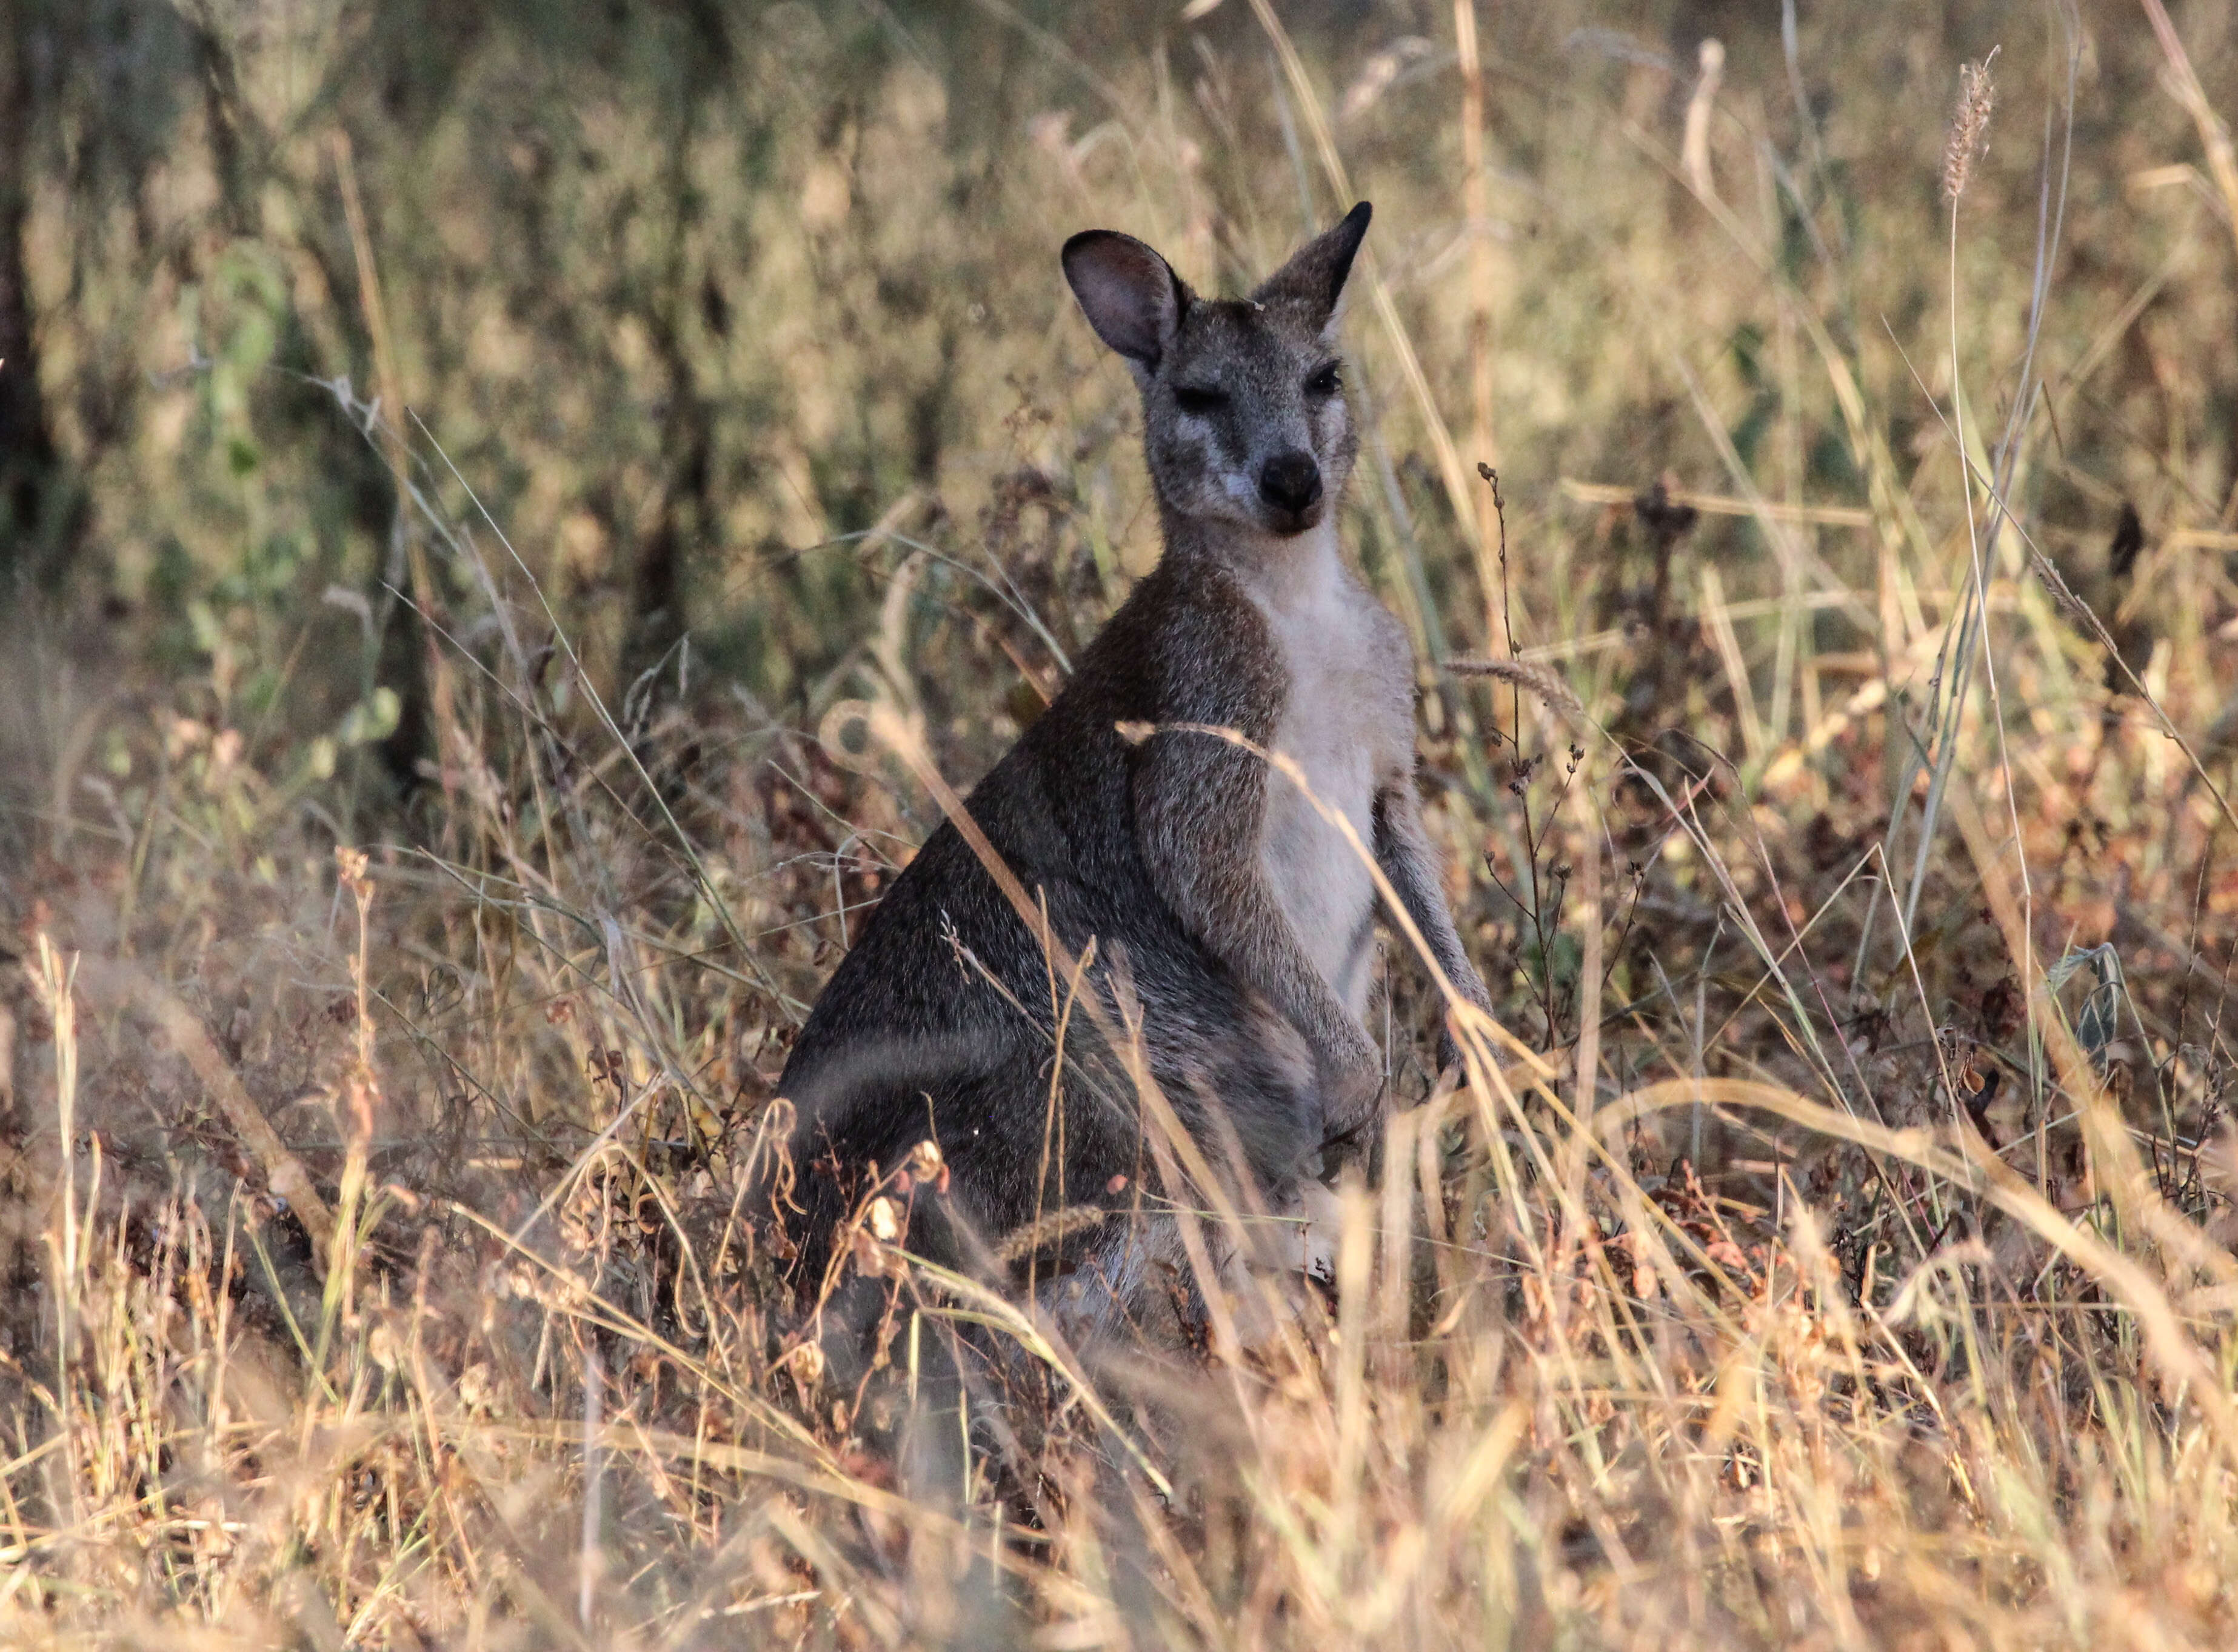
1305, 362, 1342, 398
1172, 385, 1229, 416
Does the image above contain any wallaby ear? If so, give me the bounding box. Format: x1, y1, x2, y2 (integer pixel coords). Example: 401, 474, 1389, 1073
1063, 230, 1189, 368
1251, 201, 1372, 323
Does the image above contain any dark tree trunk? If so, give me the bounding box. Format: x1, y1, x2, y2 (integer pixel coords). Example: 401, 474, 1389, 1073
626, 419, 704, 696
0, 7, 70, 580
621, 4, 734, 700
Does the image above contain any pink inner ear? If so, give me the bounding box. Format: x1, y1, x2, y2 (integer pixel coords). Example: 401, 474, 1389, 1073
1064, 234, 1178, 365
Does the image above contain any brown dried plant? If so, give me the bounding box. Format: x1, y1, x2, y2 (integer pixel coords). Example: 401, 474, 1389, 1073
1942, 52, 1999, 204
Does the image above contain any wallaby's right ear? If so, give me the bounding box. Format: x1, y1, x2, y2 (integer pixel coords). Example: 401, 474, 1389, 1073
1062, 231, 1189, 369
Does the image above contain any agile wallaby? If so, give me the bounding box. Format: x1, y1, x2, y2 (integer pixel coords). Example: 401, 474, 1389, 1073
767, 202, 1492, 1347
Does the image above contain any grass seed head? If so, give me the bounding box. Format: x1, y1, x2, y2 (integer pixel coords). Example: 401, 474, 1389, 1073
1942, 53, 1998, 204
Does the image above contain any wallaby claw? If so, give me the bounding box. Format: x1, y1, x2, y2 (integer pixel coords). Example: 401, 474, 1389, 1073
1322, 1056, 1388, 1143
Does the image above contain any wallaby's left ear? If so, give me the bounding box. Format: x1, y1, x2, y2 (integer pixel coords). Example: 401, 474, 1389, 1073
1251, 201, 1371, 324
1063, 230, 1191, 368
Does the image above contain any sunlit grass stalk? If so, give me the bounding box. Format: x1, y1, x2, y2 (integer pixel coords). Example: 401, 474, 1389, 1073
30, 937, 82, 1547
1452, 0, 1502, 613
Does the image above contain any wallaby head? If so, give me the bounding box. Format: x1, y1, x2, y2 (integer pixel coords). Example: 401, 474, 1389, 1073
1063, 202, 1371, 545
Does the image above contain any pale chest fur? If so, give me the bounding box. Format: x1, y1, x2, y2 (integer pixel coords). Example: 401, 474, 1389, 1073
1245, 529, 1418, 1022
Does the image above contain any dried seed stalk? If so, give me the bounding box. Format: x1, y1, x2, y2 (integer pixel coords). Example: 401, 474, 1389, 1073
1943, 54, 1998, 204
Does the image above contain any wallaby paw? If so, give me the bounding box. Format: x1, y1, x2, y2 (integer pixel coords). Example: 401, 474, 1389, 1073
1324, 1058, 1387, 1139
1288, 1179, 1341, 1286
1223, 1180, 1343, 1353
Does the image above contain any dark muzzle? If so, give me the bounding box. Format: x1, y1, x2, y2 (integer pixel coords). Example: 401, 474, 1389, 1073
1257, 450, 1323, 519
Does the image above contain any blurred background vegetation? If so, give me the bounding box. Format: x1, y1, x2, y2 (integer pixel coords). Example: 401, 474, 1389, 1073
8, 0, 2226, 819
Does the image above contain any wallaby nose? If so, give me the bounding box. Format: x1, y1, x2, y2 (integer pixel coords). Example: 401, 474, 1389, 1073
1258, 450, 1323, 518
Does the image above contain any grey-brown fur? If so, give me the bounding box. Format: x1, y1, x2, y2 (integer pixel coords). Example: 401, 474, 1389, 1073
767, 204, 1491, 1342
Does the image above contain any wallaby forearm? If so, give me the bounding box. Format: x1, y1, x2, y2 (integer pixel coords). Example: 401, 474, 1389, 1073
1374, 781, 1492, 1014
1173, 875, 1384, 1125
1214, 897, 1379, 1073
1135, 737, 1379, 1085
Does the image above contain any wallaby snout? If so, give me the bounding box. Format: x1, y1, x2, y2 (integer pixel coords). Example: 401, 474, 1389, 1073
1257, 449, 1323, 526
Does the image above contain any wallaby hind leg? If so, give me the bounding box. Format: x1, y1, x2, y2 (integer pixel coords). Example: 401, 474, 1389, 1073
811, 1293, 1036, 1647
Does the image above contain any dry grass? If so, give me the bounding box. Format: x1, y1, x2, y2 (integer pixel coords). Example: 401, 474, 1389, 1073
5, 1, 2238, 1646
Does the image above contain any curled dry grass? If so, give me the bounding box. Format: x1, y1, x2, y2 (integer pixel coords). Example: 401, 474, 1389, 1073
6, 3, 2238, 1649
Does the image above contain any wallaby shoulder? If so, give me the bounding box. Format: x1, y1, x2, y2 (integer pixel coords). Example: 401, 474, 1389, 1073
781, 554, 1295, 1081
1046, 555, 1291, 741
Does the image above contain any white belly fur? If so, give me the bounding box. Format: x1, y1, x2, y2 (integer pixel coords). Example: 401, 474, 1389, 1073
1248, 527, 1414, 1023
